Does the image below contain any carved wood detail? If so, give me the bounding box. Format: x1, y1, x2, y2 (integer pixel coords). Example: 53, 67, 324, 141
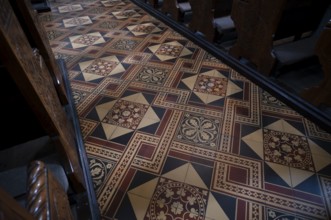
10, 0, 68, 105
27, 161, 74, 220
0, 0, 85, 191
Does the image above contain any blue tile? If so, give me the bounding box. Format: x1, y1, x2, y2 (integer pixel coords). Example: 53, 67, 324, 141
264, 162, 291, 187
240, 141, 262, 160
85, 108, 101, 121
240, 124, 261, 137
129, 170, 158, 190
293, 174, 321, 196
210, 191, 237, 220
162, 157, 187, 175
89, 77, 106, 84
90, 124, 108, 140
151, 106, 166, 119
262, 115, 281, 127
141, 92, 155, 104
309, 138, 331, 155
110, 131, 134, 145
114, 194, 137, 219
191, 162, 213, 188
138, 122, 160, 135
285, 120, 306, 136
317, 164, 331, 178
73, 73, 86, 81
208, 98, 225, 107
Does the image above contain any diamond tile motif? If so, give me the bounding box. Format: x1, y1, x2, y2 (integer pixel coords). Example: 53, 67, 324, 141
243, 119, 331, 187
44, 0, 331, 219
148, 41, 192, 61
194, 75, 228, 96
69, 32, 105, 49
58, 4, 83, 13
84, 59, 118, 76
93, 93, 160, 140
78, 56, 125, 81
263, 129, 314, 171
102, 100, 149, 129
112, 10, 141, 19
182, 69, 242, 104
127, 23, 161, 36
63, 16, 92, 28
128, 163, 228, 220
101, 0, 126, 7
145, 177, 208, 219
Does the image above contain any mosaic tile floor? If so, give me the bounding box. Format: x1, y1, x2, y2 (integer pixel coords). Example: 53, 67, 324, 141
40, 0, 331, 219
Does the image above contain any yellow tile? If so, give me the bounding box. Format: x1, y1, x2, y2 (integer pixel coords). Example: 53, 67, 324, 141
95, 100, 117, 120
205, 192, 229, 220
185, 164, 208, 189
266, 162, 291, 186
101, 123, 117, 140
290, 167, 314, 187
162, 163, 189, 183
128, 193, 150, 220
128, 177, 159, 198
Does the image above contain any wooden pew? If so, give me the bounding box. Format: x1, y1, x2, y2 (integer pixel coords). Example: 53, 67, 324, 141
229, 0, 330, 75
229, 0, 287, 75
146, 0, 159, 8
10, 0, 69, 105
302, 20, 331, 107
0, 0, 85, 192
189, 0, 234, 42
162, 0, 191, 21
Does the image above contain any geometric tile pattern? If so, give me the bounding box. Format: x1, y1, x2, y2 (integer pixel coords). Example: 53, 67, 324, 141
63, 16, 92, 28
127, 23, 162, 36
41, 0, 331, 219
176, 113, 221, 149
69, 32, 106, 49
58, 4, 83, 13
101, 0, 126, 7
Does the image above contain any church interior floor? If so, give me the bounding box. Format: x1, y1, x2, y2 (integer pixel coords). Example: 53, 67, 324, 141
41, 0, 331, 219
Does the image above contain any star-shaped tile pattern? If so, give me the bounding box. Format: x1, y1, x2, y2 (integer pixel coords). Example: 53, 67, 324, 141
128, 163, 229, 220
148, 41, 192, 61
63, 16, 92, 28
69, 32, 105, 49
182, 69, 242, 104
94, 93, 160, 140
242, 119, 331, 187
78, 56, 125, 81
127, 23, 162, 36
